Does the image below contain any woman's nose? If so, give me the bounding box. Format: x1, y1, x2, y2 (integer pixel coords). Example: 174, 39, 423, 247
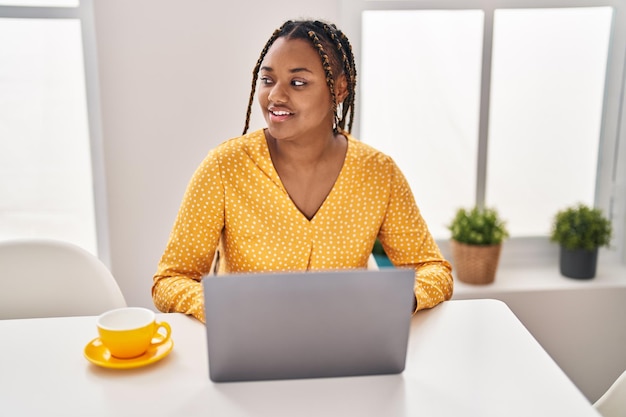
268, 83, 287, 104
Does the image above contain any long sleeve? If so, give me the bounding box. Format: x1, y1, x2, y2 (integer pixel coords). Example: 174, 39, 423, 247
152, 148, 225, 323
378, 160, 454, 311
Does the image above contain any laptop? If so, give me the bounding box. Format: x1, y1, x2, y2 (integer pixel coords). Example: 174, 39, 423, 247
202, 268, 415, 383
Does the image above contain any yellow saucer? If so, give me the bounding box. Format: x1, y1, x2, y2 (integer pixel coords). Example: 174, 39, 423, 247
84, 334, 174, 369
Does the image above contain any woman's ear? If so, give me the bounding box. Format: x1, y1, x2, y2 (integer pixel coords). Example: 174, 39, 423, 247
335, 74, 348, 103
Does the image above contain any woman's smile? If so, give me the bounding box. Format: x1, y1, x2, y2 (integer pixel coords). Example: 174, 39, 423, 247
268, 106, 295, 123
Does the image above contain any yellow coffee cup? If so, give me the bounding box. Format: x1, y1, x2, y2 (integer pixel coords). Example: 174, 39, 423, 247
97, 307, 171, 359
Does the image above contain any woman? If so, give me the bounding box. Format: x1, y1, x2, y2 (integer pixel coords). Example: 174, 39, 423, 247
152, 20, 453, 322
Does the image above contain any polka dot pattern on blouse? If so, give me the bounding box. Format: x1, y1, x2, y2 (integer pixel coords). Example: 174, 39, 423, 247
152, 129, 453, 322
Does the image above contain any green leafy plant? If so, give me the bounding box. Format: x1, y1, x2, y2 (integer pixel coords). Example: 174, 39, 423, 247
550, 203, 612, 251
448, 206, 509, 245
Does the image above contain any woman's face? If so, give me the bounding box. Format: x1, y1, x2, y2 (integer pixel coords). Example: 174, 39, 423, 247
258, 37, 341, 142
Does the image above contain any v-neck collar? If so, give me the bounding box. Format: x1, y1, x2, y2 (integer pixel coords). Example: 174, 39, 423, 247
242, 129, 353, 223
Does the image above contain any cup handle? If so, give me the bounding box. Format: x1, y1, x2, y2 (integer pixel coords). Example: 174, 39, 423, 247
151, 321, 171, 347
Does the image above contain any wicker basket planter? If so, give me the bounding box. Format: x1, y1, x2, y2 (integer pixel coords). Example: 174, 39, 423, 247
451, 240, 502, 285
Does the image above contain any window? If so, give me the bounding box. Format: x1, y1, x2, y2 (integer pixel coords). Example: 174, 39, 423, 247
487, 7, 610, 237
361, 9, 483, 238
342, 0, 625, 263
0, 1, 107, 260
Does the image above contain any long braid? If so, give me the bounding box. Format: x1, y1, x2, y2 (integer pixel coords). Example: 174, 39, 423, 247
338, 29, 357, 133
307, 30, 339, 133
316, 21, 356, 133
242, 25, 285, 135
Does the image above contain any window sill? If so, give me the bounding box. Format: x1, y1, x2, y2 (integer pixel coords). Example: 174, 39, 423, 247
374, 239, 626, 296
452, 261, 626, 298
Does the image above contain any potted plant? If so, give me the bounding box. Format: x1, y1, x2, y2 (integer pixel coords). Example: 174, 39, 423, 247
550, 203, 612, 279
448, 206, 509, 285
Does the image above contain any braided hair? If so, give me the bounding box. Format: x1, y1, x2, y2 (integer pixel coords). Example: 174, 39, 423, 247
242, 20, 357, 135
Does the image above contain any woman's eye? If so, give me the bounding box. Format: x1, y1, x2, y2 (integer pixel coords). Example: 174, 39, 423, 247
292, 80, 306, 87
260, 77, 273, 85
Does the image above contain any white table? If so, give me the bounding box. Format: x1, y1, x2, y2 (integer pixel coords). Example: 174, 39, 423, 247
0, 299, 599, 417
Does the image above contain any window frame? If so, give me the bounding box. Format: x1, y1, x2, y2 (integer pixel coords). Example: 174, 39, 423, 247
341, 0, 626, 264
0, 1, 110, 265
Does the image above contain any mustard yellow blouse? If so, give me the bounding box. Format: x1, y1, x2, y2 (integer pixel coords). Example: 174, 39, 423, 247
152, 129, 453, 322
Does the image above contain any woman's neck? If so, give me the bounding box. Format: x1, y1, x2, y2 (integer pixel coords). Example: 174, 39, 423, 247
265, 130, 346, 169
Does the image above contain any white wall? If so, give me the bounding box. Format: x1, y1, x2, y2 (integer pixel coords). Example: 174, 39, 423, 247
93, 0, 340, 310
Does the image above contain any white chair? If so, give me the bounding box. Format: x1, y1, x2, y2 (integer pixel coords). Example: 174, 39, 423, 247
367, 253, 379, 270
594, 369, 626, 417
0, 238, 127, 319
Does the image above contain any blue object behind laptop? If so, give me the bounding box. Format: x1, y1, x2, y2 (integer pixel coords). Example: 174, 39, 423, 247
202, 269, 415, 383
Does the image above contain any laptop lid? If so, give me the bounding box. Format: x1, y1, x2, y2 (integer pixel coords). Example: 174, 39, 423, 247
202, 269, 415, 383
